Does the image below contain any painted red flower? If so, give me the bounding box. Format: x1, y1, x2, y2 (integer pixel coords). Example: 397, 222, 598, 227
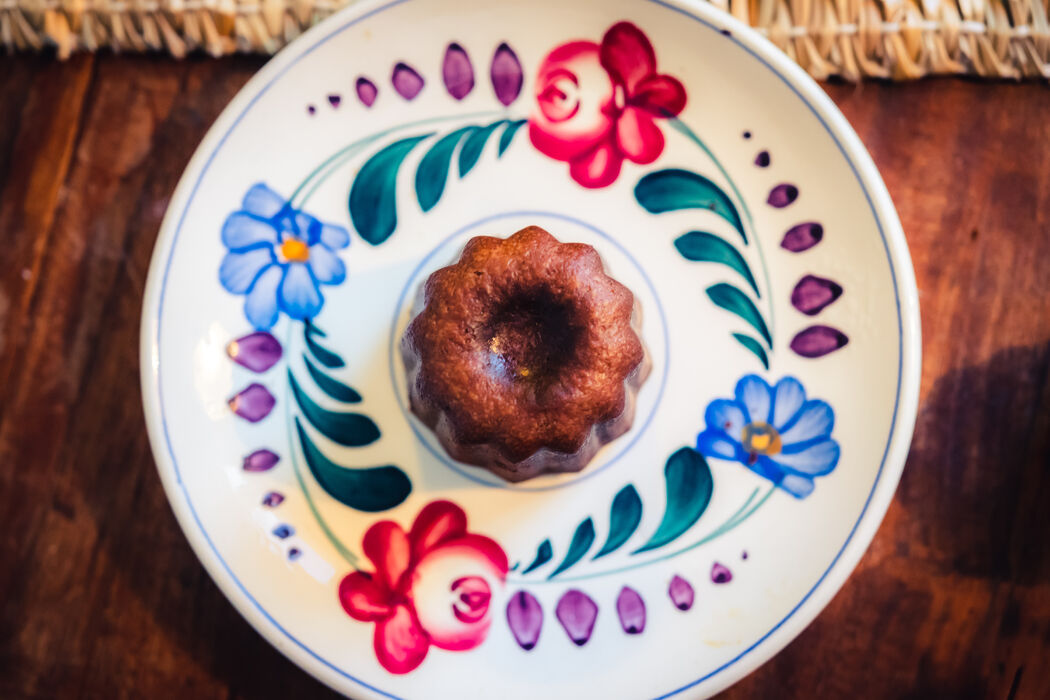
529, 21, 687, 188
338, 500, 508, 674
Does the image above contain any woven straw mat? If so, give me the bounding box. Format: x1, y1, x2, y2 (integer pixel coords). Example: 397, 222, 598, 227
2, 0, 1048, 79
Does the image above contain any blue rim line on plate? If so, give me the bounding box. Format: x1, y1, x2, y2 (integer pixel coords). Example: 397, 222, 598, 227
147, 0, 910, 697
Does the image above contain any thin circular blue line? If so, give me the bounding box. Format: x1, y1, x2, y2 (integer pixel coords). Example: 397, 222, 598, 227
150, 0, 907, 697
386, 209, 671, 492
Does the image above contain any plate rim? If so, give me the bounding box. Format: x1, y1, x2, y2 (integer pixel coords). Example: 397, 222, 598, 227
139, 0, 922, 697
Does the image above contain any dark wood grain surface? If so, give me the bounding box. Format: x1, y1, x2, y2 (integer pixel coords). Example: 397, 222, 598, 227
0, 54, 1047, 699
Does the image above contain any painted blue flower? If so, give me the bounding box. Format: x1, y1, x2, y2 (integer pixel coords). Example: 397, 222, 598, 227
696, 375, 840, 499
219, 183, 350, 330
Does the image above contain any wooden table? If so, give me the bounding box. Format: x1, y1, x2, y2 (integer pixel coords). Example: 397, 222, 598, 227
0, 54, 1047, 699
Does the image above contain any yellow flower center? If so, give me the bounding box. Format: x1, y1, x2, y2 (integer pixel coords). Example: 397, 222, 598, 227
280, 238, 310, 263
741, 422, 782, 459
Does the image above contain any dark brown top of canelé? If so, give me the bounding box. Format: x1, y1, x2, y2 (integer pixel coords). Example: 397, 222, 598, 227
402, 226, 647, 476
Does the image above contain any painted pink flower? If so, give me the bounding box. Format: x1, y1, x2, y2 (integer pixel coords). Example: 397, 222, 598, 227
529, 21, 687, 188
338, 500, 508, 674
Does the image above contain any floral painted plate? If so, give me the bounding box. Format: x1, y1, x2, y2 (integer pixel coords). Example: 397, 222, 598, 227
140, 0, 921, 697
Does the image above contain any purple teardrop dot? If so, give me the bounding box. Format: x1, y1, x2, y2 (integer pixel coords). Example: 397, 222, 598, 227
555, 590, 598, 646
229, 384, 275, 422
791, 325, 849, 358
742, 550, 749, 560
227, 331, 282, 372
755, 150, 770, 167
392, 63, 425, 100
262, 491, 285, 507
327, 94, 341, 108
616, 587, 646, 634
781, 222, 824, 252
307, 104, 316, 115
243, 449, 279, 473
768, 183, 799, 208
791, 275, 843, 315
491, 43, 523, 106
356, 77, 378, 107
669, 575, 695, 611
506, 590, 543, 650
288, 547, 302, 561
743, 130, 752, 139
272, 524, 294, 539
711, 562, 733, 584
442, 43, 474, 100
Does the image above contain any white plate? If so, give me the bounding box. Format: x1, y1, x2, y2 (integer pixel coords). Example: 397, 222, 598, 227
140, 1, 921, 697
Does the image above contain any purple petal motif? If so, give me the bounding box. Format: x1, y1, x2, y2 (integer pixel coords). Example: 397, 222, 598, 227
669, 575, 694, 611
229, 383, 275, 422
262, 491, 285, 507
781, 222, 824, 252
356, 77, 378, 107
243, 449, 280, 473
768, 183, 799, 208
711, 562, 733, 584
227, 331, 282, 372
790, 325, 849, 358
327, 93, 341, 108
755, 150, 770, 167
506, 590, 543, 650
392, 63, 424, 100
555, 589, 598, 646
791, 275, 843, 315
442, 43, 474, 100
616, 587, 646, 634
272, 524, 294, 539
490, 43, 523, 106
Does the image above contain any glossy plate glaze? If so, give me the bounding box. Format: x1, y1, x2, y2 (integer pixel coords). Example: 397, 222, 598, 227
140, 0, 921, 697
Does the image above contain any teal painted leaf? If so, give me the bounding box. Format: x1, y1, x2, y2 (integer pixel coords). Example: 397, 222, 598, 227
304, 321, 326, 338
458, 121, 504, 177
288, 370, 379, 447
498, 119, 527, 157
706, 283, 772, 346
674, 231, 759, 296
548, 518, 596, 579
732, 333, 770, 369
635, 169, 747, 244
349, 133, 432, 245
415, 127, 475, 212
522, 539, 553, 574
303, 327, 344, 369
302, 354, 363, 403
593, 485, 643, 560
295, 418, 410, 512
633, 448, 714, 554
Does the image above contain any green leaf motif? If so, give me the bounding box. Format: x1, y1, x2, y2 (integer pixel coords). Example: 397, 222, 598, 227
498, 119, 528, 157
593, 485, 642, 560
288, 370, 379, 447
303, 354, 362, 403
548, 518, 596, 579
458, 121, 503, 177
633, 448, 714, 554
674, 231, 759, 296
303, 327, 344, 368
732, 333, 770, 369
295, 418, 410, 512
706, 282, 772, 346
522, 539, 553, 574
415, 127, 475, 212
348, 133, 432, 245
635, 169, 747, 244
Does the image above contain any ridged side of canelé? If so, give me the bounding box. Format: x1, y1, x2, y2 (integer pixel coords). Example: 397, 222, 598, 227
401, 226, 650, 482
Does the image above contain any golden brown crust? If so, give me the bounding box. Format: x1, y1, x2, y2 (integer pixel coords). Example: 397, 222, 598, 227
401, 226, 649, 481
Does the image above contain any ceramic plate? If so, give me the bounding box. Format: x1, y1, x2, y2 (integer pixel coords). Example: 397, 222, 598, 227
140, 0, 920, 696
